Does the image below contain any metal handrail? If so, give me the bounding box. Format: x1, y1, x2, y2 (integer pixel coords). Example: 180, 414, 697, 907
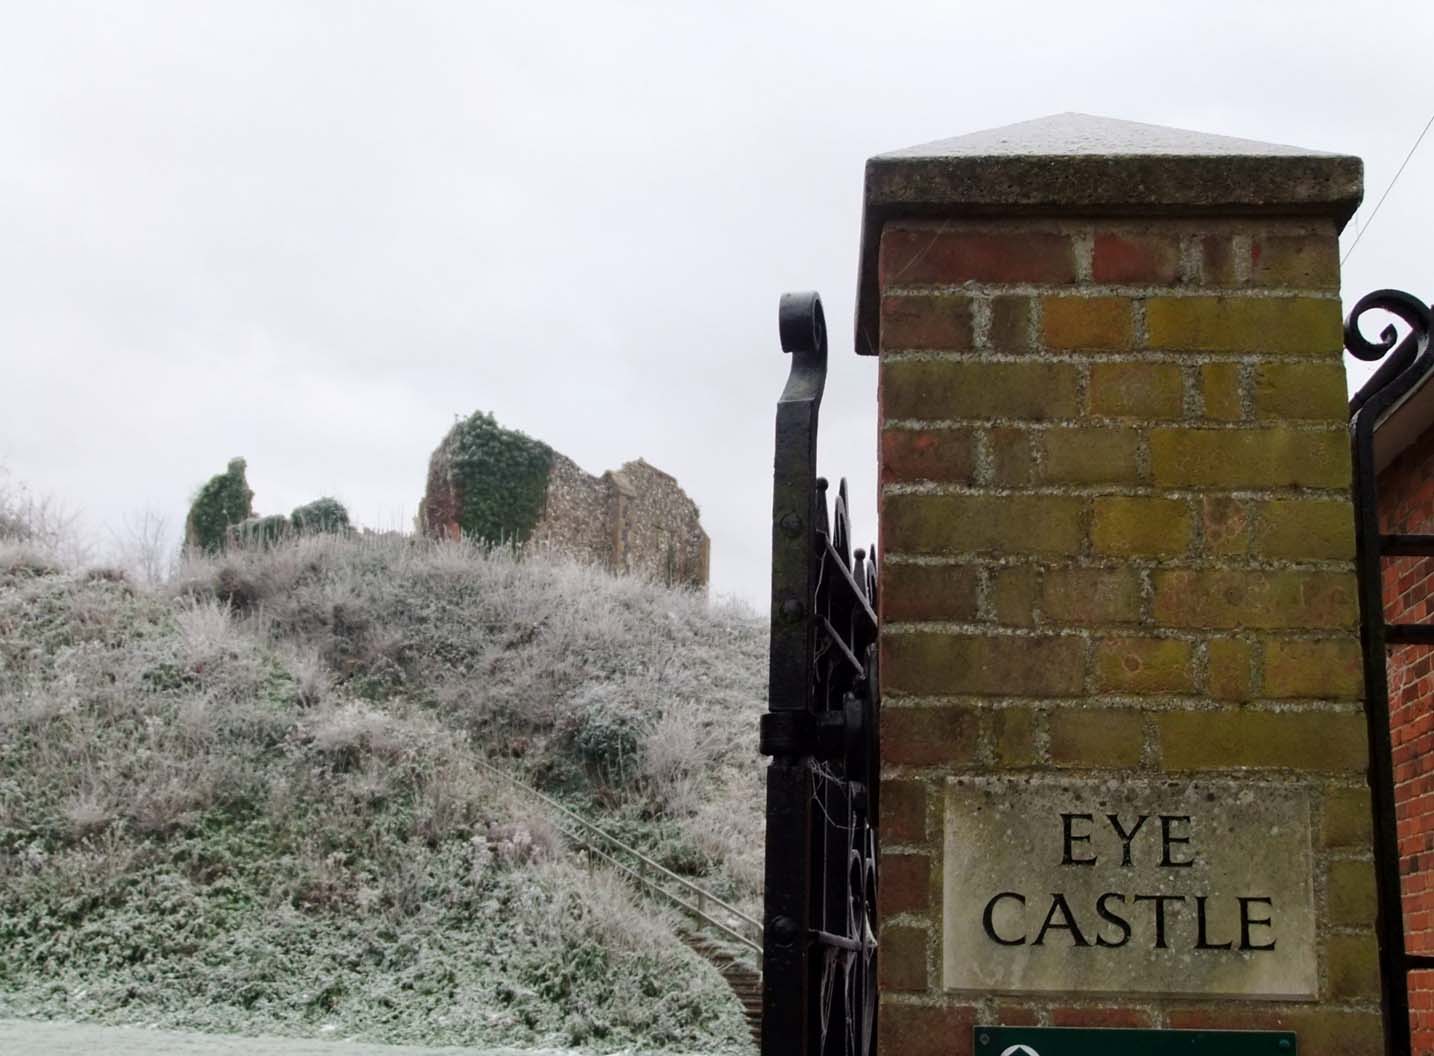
476, 758, 763, 953
582, 840, 761, 954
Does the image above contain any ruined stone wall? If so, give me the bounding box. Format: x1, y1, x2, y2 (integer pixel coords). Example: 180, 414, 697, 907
526, 452, 615, 565
603, 459, 711, 588
420, 418, 710, 588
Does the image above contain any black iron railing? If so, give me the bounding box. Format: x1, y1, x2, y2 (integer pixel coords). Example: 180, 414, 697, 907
759, 291, 880, 1056
1346, 289, 1434, 1056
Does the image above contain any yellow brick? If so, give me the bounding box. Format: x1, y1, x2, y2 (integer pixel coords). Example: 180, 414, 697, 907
1205, 638, 1253, 701
991, 565, 1038, 626
1254, 498, 1355, 561
1250, 234, 1340, 289
1200, 362, 1243, 420
992, 708, 1037, 766
1253, 361, 1350, 421
1150, 427, 1350, 490
1262, 637, 1363, 699
1327, 859, 1378, 926
1326, 933, 1380, 999
1041, 567, 1142, 625
1158, 710, 1367, 771
1322, 787, 1373, 848
1145, 295, 1341, 355
1040, 428, 1140, 484
989, 296, 1034, 354
882, 360, 1081, 421
883, 633, 1086, 697
990, 426, 1034, 485
1153, 569, 1357, 630
1042, 296, 1133, 350
1091, 497, 1192, 556
1049, 708, 1144, 767
1095, 637, 1194, 693
1089, 362, 1183, 419
1200, 496, 1251, 556
885, 494, 1085, 556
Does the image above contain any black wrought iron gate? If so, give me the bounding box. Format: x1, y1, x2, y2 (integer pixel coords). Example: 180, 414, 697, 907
759, 291, 880, 1056
1347, 289, 1434, 1056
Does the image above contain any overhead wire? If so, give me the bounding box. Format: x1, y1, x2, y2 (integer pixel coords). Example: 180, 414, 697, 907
1343, 109, 1434, 265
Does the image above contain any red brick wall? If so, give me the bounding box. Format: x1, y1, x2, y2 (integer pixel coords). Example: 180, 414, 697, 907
1378, 424, 1434, 1050
876, 214, 1378, 1055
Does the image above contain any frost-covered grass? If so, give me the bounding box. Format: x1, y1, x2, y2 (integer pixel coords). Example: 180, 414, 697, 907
0, 535, 766, 1053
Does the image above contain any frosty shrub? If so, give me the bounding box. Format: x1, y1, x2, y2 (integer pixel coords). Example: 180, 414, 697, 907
562, 682, 649, 784
227, 513, 290, 549
290, 496, 351, 535
0, 465, 90, 565
0, 531, 763, 1053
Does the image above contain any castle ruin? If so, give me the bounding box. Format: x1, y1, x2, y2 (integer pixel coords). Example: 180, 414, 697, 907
419, 412, 710, 588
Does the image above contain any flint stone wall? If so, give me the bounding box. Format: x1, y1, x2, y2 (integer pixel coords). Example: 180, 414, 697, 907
424, 443, 710, 589
529, 455, 710, 588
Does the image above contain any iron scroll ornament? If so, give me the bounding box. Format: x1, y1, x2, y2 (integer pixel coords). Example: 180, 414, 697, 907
1346, 289, 1434, 416
1345, 288, 1433, 1056
760, 291, 880, 1056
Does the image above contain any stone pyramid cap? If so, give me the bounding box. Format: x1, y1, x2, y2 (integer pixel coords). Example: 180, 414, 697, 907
878, 112, 1344, 161
867, 113, 1362, 208
855, 113, 1363, 354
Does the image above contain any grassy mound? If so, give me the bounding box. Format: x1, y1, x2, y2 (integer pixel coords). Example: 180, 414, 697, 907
0, 535, 766, 1053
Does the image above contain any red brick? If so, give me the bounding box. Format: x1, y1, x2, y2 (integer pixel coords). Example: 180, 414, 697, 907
995, 1006, 1040, 1027
880, 779, 927, 845
879, 852, 930, 916
878, 925, 928, 992
882, 294, 974, 350
881, 562, 979, 623
881, 226, 1076, 285
879, 1002, 976, 1056
882, 428, 977, 483
1051, 1007, 1153, 1028
882, 706, 980, 767
1092, 232, 1181, 284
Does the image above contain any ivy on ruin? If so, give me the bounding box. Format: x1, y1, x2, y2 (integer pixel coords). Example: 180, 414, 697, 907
443, 411, 554, 544
185, 458, 255, 553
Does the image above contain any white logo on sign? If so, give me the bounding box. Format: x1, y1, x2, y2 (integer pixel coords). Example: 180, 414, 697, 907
1000, 1046, 1042, 1056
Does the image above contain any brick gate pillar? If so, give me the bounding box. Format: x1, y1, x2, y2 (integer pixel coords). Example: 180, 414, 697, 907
864, 114, 1380, 1054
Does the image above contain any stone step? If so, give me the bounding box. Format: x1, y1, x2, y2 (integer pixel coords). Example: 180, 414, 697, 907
678, 929, 763, 1039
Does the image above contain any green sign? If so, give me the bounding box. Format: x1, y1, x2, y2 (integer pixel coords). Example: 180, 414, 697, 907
974, 1027, 1296, 1055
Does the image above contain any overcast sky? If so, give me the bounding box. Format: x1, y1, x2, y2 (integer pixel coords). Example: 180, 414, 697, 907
2, 1, 1431, 606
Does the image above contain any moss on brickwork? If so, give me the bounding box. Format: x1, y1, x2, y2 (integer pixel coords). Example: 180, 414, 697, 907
425, 412, 554, 544
185, 458, 254, 553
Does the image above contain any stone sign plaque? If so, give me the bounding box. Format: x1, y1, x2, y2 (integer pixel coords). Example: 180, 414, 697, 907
943, 776, 1317, 999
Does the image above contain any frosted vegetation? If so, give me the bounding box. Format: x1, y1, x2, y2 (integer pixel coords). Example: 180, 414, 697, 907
0, 525, 766, 1054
